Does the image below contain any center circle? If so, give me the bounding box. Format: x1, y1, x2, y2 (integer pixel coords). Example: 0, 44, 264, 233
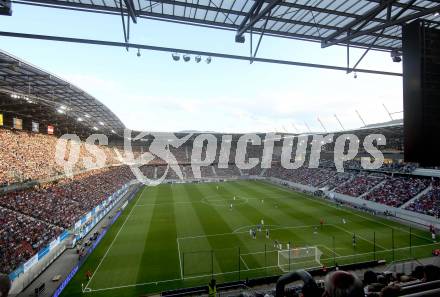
201, 195, 249, 207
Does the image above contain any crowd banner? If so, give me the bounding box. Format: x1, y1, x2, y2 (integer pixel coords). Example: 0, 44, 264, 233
59, 230, 69, 241
23, 255, 38, 272
9, 266, 23, 281
49, 238, 60, 250
32, 121, 39, 132
8, 183, 135, 283
52, 183, 140, 297
37, 246, 50, 261
13, 118, 22, 130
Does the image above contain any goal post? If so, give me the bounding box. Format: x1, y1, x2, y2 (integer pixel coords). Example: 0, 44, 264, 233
277, 246, 323, 272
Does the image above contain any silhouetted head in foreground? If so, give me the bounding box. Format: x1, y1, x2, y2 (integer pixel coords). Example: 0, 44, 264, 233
423, 264, 440, 282
323, 271, 364, 297
0, 274, 11, 297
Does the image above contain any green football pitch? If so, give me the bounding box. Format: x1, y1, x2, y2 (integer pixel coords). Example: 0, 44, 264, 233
61, 180, 438, 297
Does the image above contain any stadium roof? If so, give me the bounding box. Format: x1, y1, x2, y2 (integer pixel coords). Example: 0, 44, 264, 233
0, 50, 125, 135
13, 0, 440, 52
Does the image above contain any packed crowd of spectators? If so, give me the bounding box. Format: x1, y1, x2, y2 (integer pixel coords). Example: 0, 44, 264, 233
363, 177, 430, 207
335, 173, 385, 197
319, 158, 417, 174
405, 180, 440, 217
214, 164, 241, 177
320, 172, 354, 190
0, 128, 125, 187
0, 207, 62, 275
2, 126, 440, 278
0, 165, 133, 274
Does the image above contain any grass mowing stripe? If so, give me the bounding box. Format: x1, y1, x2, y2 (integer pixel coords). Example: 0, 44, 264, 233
85, 186, 146, 291
60, 181, 438, 297
136, 184, 180, 283
181, 183, 259, 279
171, 183, 209, 280
254, 181, 432, 244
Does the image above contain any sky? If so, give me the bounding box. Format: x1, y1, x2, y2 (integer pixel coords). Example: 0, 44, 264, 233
0, 3, 404, 133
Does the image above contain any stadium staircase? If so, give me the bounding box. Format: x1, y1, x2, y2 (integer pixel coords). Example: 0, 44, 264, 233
182, 166, 187, 179
359, 179, 387, 198
400, 185, 433, 209
238, 168, 243, 176
331, 175, 356, 191
154, 167, 157, 179
260, 168, 267, 177
211, 165, 217, 177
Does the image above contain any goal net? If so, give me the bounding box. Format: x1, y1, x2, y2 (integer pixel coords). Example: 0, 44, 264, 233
277, 246, 323, 272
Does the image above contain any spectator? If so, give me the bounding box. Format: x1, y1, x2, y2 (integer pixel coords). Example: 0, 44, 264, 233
411, 265, 425, 280
380, 285, 400, 297
323, 271, 364, 297
0, 274, 11, 297
423, 264, 440, 282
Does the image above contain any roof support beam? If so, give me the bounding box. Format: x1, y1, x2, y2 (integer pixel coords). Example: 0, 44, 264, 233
123, 0, 137, 23
322, 0, 397, 46
236, 0, 282, 39
322, 0, 435, 48
0, 30, 402, 76
237, 0, 264, 36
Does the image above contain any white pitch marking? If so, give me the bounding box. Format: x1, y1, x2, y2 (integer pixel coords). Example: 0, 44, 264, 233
177, 238, 183, 279
84, 186, 147, 291
264, 182, 432, 242
84, 242, 438, 293
332, 224, 387, 250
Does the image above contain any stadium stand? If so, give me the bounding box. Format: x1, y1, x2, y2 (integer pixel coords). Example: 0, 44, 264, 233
0, 164, 133, 274
0, 207, 62, 275
0, 128, 124, 186
2, 122, 440, 290
363, 177, 430, 207
405, 180, 440, 217
335, 173, 386, 197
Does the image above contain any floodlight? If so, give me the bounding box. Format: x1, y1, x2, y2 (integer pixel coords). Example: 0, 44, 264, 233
77, 117, 83, 122
235, 35, 245, 43
391, 50, 402, 63
195, 56, 201, 63
0, 0, 12, 16
183, 54, 191, 62
172, 53, 180, 61
206, 56, 212, 64
93, 126, 98, 131
137, 49, 141, 57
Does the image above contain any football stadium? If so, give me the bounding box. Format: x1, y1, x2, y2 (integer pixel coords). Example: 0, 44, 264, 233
1, 1, 440, 297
